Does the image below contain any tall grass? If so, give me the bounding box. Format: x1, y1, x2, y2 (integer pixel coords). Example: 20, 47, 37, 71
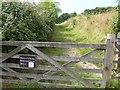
63, 11, 117, 43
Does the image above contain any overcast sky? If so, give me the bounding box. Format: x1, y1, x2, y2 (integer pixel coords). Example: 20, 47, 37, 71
57, 0, 118, 14
19, 0, 118, 14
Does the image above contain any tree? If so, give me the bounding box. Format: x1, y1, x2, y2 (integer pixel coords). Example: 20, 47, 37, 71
70, 12, 77, 17
56, 12, 77, 24
56, 13, 71, 23
38, 1, 61, 28
83, 6, 117, 15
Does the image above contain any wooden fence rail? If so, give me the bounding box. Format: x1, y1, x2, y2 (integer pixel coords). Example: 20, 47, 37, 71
0, 34, 119, 88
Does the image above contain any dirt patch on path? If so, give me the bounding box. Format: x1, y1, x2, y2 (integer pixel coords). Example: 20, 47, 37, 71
65, 48, 80, 57
65, 48, 102, 78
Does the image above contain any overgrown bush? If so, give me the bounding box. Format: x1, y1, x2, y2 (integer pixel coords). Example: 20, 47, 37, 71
111, 4, 120, 34
112, 16, 119, 34
1, 1, 60, 41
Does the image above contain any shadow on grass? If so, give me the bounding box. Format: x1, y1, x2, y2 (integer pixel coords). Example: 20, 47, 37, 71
51, 24, 76, 42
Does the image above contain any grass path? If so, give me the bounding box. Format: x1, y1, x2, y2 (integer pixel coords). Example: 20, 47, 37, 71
52, 24, 80, 56
46, 24, 101, 68
45, 24, 102, 78
51, 24, 78, 42
44, 24, 81, 57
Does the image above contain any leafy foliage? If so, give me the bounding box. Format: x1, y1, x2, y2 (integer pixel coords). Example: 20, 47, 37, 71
112, 16, 119, 34
111, 5, 120, 34
2, 1, 60, 41
56, 12, 77, 24
82, 6, 117, 15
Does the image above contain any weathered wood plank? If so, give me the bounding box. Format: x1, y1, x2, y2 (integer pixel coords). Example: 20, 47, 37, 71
37, 82, 84, 88
79, 49, 103, 57
118, 68, 120, 73
115, 38, 120, 42
1, 41, 106, 49
1, 53, 104, 62
64, 49, 104, 67
115, 51, 120, 54
113, 61, 119, 64
26, 44, 97, 87
2, 67, 27, 81
1, 53, 80, 62
1, 72, 101, 83
115, 32, 120, 42
1, 72, 77, 82
62, 57, 104, 67
1, 45, 25, 63
2, 67, 28, 82
62, 49, 104, 67
43, 61, 73, 76
102, 34, 115, 88
1, 63, 103, 73
112, 77, 120, 79
115, 44, 120, 51
117, 33, 120, 73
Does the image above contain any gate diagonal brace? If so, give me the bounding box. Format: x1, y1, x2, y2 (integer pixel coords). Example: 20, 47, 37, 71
1, 45, 26, 63
2, 67, 28, 82
26, 44, 95, 88
63, 49, 103, 67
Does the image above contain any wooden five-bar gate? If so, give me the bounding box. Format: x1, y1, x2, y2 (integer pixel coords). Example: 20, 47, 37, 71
0, 34, 120, 88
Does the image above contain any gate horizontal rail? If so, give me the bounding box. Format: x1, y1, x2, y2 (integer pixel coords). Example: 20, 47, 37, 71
1, 41, 106, 49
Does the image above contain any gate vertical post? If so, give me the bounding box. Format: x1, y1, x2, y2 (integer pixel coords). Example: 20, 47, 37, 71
102, 34, 115, 88
117, 33, 120, 71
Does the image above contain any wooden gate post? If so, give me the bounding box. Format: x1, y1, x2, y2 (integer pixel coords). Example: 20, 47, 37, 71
117, 33, 120, 71
102, 34, 115, 88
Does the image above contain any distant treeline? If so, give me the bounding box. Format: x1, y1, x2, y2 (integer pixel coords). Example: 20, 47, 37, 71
82, 6, 117, 15
82, 6, 119, 34
56, 6, 117, 24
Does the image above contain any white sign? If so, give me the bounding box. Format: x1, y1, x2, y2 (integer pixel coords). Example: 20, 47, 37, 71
28, 62, 34, 68
20, 56, 36, 68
